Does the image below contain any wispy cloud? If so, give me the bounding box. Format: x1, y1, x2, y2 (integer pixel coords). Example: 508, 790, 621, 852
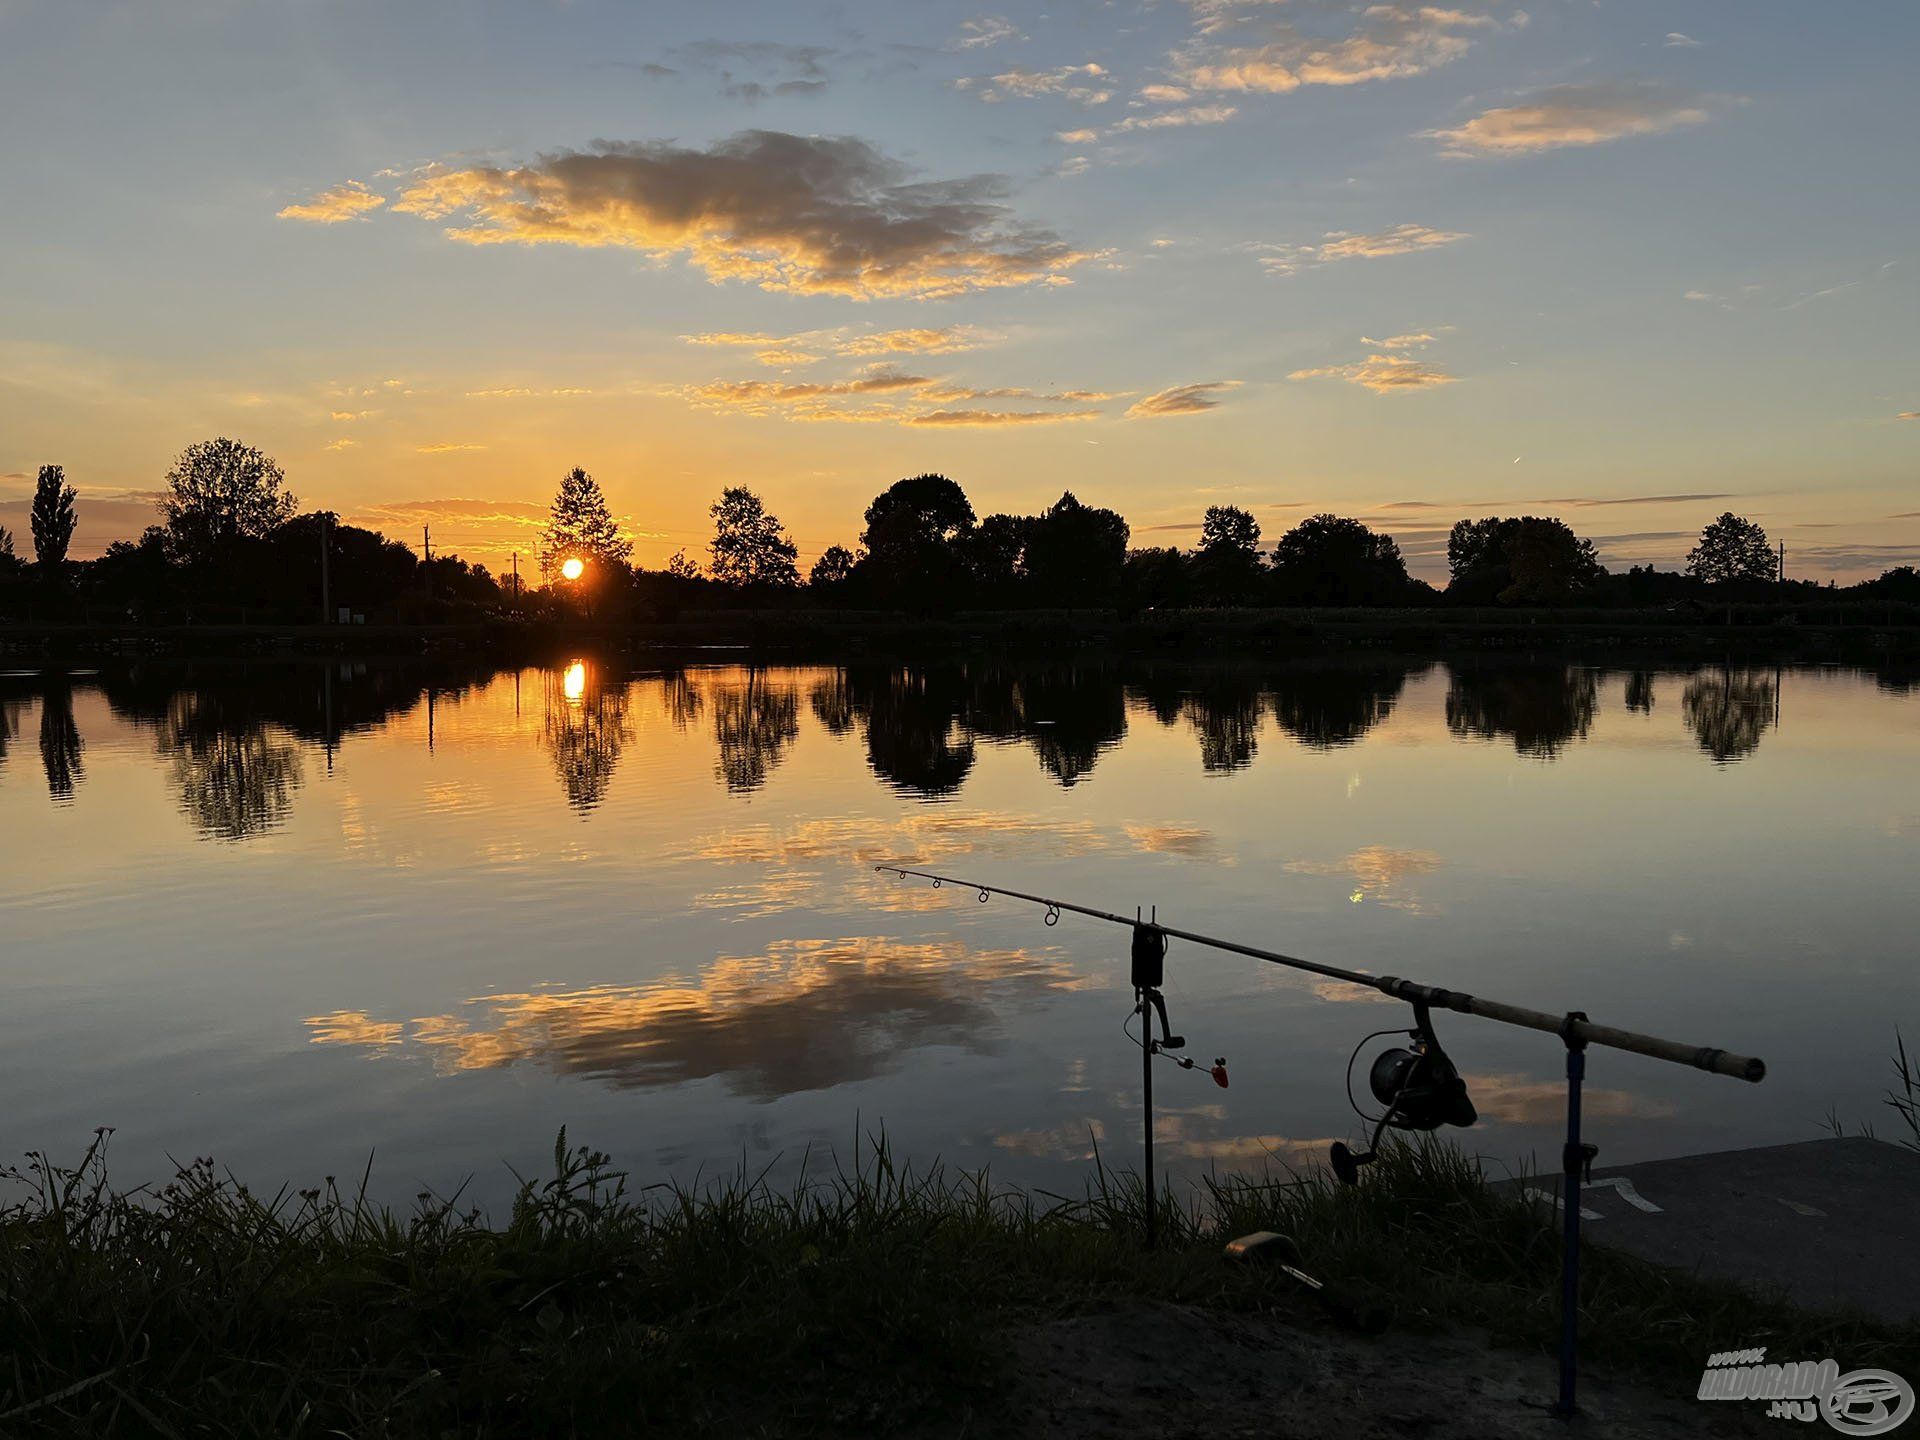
1251, 222, 1467, 275
385, 131, 1088, 300
1107, 103, 1239, 134
1425, 83, 1712, 156
1664, 32, 1703, 48
1175, 3, 1505, 95
416, 442, 487, 453
1290, 354, 1458, 392
277, 181, 385, 223
905, 408, 1101, 427
955, 16, 1021, 50
957, 64, 1114, 105
1128, 381, 1240, 417
680, 326, 990, 366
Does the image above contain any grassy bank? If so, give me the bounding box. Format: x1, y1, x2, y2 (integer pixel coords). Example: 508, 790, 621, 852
3, 1132, 1911, 1437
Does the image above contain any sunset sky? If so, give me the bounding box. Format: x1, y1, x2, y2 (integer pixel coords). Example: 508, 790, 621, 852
2, 0, 1916, 581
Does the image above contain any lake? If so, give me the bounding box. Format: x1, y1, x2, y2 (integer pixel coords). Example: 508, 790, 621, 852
2, 655, 1915, 1209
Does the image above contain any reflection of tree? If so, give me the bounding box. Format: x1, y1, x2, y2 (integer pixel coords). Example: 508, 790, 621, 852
711, 671, 799, 795
156, 694, 304, 840
1183, 674, 1263, 773
844, 666, 975, 798
659, 669, 703, 732
808, 672, 856, 735
307, 938, 1075, 1101
1445, 664, 1598, 759
1681, 668, 1777, 763
35, 678, 86, 801
1623, 670, 1657, 715
968, 667, 1126, 788
543, 664, 633, 812
1269, 664, 1415, 750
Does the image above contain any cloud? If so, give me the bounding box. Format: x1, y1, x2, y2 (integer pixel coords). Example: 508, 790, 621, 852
1138, 84, 1192, 103
1898, 411, 1920, 421
1252, 222, 1467, 275
277, 181, 385, 223
415, 442, 487, 453
1056, 127, 1100, 144
838, 326, 988, 357
684, 368, 934, 414
906, 407, 1101, 427
1664, 32, 1702, 48
1128, 380, 1239, 417
956, 16, 1021, 49
1360, 331, 1436, 349
1556, 492, 1735, 508
1290, 354, 1458, 392
389, 131, 1089, 300
1108, 103, 1239, 134
957, 63, 1114, 105
1425, 83, 1712, 156
1175, 3, 1499, 94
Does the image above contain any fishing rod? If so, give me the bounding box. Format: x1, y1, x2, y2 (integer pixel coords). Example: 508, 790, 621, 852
875, 863, 1768, 1420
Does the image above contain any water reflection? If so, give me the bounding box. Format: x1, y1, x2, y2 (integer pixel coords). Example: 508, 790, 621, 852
37, 677, 85, 801
542, 661, 631, 812
1269, 663, 1417, 749
968, 666, 1127, 786
844, 667, 976, 798
1623, 670, 1658, 715
306, 937, 1077, 1100
155, 693, 304, 840
1445, 663, 1598, 759
1681, 667, 1779, 764
710, 671, 800, 795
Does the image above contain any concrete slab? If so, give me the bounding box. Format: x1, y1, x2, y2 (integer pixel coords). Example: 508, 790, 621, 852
1505, 1137, 1920, 1323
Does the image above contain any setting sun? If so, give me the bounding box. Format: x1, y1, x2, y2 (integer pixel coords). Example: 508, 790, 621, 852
560, 557, 585, 582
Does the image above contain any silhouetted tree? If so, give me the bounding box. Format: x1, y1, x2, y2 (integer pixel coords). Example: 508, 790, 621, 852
161, 439, 297, 568
1447, 516, 1602, 605
1193, 505, 1263, 604
1682, 667, 1777, 762
1120, 546, 1193, 611
539, 467, 632, 582
30, 464, 77, 575
0, 526, 21, 584
1445, 663, 1598, 758
1271, 514, 1413, 605
809, 545, 857, 590
665, 548, 704, 580
964, 513, 1033, 598
1687, 513, 1775, 586
708, 486, 799, 587
37, 677, 84, 801
1022, 492, 1128, 606
858, 474, 976, 609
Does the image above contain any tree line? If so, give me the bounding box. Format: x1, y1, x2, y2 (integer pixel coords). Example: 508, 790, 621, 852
3, 437, 1917, 624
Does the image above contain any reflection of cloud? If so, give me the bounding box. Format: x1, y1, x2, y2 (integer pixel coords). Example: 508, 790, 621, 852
305, 1011, 405, 1048
1151, 1110, 1341, 1165
389, 132, 1089, 299
1124, 823, 1219, 858
306, 938, 1077, 1100
995, 1118, 1106, 1159
1286, 845, 1440, 910
1426, 83, 1712, 156
1464, 1072, 1675, 1125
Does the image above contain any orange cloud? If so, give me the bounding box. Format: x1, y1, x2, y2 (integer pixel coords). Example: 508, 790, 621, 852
277, 181, 386, 222
1290, 355, 1458, 392
1128, 380, 1239, 417
1426, 83, 1712, 155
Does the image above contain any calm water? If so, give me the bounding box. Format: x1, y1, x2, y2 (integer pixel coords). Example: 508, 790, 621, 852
2, 656, 1916, 1208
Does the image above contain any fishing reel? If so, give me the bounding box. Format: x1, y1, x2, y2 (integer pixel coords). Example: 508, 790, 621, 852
1330, 1000, 1476, 1184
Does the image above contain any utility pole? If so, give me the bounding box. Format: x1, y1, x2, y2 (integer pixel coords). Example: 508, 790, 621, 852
319, 513, 332, 625
1777, 541, 1785, 586
423, 525, 433, 599
512, 550, 519, 602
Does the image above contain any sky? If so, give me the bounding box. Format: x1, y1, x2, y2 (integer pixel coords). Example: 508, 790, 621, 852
1, 0, 1916, 582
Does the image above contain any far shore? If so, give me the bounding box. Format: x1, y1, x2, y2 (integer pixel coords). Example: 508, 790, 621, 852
3, 601, 1917, 665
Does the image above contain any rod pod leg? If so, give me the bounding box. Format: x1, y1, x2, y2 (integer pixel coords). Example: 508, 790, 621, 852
1553, 1016, 1597, 1419
1139, 985, 1155, 1248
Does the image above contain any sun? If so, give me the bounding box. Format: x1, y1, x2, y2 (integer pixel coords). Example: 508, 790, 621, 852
560, 557, 585, 581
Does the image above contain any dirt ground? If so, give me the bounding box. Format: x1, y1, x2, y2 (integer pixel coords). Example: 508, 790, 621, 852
976, 1303, 1770, 1438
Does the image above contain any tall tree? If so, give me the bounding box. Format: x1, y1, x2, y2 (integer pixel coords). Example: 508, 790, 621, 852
161, 439, 297, 567
1687, 513, 1775, 585
708, 486, 799, 587
858, 473, 976, 608
0, 526, 20, 581
1194, 504, 1263, 604
809, 544, 856, 589
1446, 515, 1602, 605
539, 466, 632, 581
30, 464, 78, 573
1271, 514, 1413, 605
1022, 491, 1129, 605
